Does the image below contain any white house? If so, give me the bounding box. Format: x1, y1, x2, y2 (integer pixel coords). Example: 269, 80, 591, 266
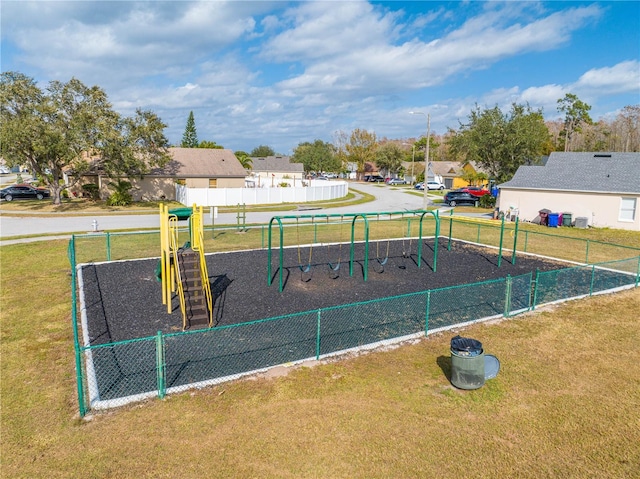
498, 152, 640, 231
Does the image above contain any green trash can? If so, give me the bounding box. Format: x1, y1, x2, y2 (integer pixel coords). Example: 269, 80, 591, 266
562, 213, 572, 227
450, 336, 485, 390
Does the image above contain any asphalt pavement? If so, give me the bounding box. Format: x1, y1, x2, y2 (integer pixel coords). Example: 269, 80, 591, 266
0, 181, 466, 246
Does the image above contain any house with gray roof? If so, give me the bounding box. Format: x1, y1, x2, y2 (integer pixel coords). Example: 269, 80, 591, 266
247, 156, 305, 187
498, 152, 640, 231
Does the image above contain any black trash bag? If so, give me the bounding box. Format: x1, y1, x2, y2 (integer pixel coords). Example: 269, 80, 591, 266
450, 335, 483, 355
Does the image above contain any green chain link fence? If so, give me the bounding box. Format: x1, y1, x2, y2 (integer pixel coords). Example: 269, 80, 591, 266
69, 223, 640, 416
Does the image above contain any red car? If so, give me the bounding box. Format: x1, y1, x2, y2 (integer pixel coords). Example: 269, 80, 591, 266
460, 186, 490, 197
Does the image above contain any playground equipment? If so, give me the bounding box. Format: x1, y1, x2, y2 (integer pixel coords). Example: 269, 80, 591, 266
445, 211, 518, 266
327, 216, 344, 276
267, 210, 440, 292
159, 204, 213, 330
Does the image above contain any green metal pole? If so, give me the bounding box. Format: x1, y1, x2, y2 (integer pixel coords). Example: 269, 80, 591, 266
363, 215, 369, 282
497, 215, 505, 267
433, 211, 439, 272
532, 268, 540, 311
316, 310, 321, 360
511, 218, 519, 265
69, 236, 86, 417
425, 291, 431, 334
585, 240, 590, 264
504, 275, 512, 317
524, 230, 529, 253
156, 331, 166, 399
106, 232, 111, 261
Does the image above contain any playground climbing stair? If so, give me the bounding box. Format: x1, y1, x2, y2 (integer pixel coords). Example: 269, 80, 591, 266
176, 247, 211, 330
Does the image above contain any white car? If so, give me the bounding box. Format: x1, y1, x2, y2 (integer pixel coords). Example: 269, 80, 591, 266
0, 166, 10, 175
426, 181, 445, 190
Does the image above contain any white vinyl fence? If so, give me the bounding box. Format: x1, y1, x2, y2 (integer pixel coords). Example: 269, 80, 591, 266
176, 180, 348, 207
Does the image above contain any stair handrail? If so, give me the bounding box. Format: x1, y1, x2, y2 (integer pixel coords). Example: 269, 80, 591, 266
190, 210, 213, 327
168, 215, 187, 329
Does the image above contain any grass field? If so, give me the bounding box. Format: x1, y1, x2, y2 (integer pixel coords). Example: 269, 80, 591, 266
1, 224, 640, 478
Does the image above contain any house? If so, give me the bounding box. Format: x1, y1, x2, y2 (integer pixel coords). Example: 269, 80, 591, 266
246, 156, 305, 187
70, 147, 246, 201
498, 152, 640, 231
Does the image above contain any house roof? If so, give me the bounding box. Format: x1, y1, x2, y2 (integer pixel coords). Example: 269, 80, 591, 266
430, 161, 465, 177
149, 148, 247, 177
250, 156, 304, 173
499, 152, 640, 194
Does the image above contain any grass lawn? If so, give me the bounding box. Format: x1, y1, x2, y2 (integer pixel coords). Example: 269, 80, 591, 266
1, 222, 639, 477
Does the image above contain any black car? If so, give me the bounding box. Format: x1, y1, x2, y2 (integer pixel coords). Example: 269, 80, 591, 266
443, 191, 479, 207
0, 184, 51, 201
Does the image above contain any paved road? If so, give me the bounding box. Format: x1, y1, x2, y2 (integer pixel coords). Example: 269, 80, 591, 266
0, 182, 447, 245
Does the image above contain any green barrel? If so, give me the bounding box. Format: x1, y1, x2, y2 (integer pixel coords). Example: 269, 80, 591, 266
450, 336, 485, 390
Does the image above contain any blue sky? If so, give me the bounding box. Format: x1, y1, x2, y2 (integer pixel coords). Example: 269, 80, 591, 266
2, 1, 639, 154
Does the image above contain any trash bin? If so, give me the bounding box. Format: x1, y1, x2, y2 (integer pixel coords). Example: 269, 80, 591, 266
548, 213, 560, 227
450, 335, 485, 390
562, 213, 572, 227
575, 217, 588, 228
538, 209, 551, 226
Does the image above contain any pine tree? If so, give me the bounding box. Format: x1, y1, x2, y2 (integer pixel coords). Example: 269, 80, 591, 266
181, 111, 198, 148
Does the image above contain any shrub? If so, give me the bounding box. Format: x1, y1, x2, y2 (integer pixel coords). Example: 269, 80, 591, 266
82, 183, 100, 200
479, 194, 496, 208
106, 180, 133, 206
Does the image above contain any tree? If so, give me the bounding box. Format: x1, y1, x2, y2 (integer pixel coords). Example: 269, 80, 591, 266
447, 103, 549, 183
250, 145, 275, 157
0, 71, 171, 205
235, 152, 253, 170
374, 143, 404, 176
292, 140, 339, 173
613, 105, 640, 152
198, 140, 223, 149
557, 93, 592, 152
181, 111, 198, 147
345, 129, 378, 180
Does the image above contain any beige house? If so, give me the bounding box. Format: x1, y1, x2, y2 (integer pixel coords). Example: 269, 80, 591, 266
498, 152, 640, 231
246, 156, 305, 187
71, 148, 246, 201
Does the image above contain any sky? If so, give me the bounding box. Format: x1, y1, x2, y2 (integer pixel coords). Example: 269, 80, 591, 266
1, 1, 639, 155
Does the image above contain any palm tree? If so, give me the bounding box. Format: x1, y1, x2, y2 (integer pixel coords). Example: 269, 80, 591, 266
236, 153, 253, 171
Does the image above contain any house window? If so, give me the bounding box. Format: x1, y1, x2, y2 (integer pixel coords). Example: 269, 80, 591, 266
209, 179, 218, 188
619, 197, 636, 222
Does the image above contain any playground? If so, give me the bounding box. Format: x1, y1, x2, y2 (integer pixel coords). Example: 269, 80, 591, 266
73, 207, 639, 411
79, 209, 566, 345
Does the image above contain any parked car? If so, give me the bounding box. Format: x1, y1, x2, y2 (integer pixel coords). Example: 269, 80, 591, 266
426, 181, 445, 190
368, 175, 385, 182
0, 166, 10, 175
0, 184, 51, 201
387, 178, 406, 185
443, 191, 480, 207
414, 182, 424, 190
460, 186, 490, 197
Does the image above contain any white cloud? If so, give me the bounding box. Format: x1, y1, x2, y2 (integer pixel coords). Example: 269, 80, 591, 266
573, 60, 640, 94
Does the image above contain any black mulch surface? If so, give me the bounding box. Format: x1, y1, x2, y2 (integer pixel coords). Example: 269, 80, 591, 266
79, 239, 567, 346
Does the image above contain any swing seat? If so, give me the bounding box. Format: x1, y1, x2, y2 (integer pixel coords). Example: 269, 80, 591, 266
328, 262, 340, 272
299, 264, 311, 273
377, 257, 389, 266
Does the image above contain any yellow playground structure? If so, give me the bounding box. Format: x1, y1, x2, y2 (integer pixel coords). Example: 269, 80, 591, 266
159, 204, 213, 330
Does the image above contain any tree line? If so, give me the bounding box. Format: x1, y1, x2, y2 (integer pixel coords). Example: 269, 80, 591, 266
2, 71, 637, 205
